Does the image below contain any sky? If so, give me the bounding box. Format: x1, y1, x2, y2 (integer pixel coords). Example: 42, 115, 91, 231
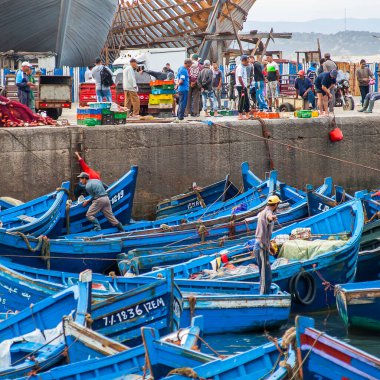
247, 0, 380, 22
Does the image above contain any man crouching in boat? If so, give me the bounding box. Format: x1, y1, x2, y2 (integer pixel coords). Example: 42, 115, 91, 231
77, 172, 125, 233
254, 195, 281, 294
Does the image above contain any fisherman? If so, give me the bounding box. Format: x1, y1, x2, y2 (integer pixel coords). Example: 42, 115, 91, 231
314, 69, 338, 115
212, 61, 223, 110
25, 64, 36, 112
175, 58, 192, 121
91, 57, 113, 102
322, 53, 338, 112
123, 58, 140, 117
16, 62, 35, 109
357, 59, 375, 106
164, 63, 174, 74
235, 55, 250, 120
254, 195, 281, 294
78, 172, 124, 232
358, 91, 380, 113
84, 65, 95, 83
185, 54, 203, 117
307, 62, 318, 82
295, 70, 315, 109
265, 53, 280, 112
252, 56, 268, 111
198, 60, 218, 116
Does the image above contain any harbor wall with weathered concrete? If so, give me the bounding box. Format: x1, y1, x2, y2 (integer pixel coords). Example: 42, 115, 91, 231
1, 116, 379, 219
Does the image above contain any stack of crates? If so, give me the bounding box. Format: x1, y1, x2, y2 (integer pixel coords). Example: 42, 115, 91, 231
77, 102, 128, 126
76, 107, 102, 126
148, 80, 175, 118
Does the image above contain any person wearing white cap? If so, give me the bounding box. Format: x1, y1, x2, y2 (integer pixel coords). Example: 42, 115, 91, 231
16, 62, 36, 108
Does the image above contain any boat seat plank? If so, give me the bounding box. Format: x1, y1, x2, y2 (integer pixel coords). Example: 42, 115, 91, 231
17, 215, 38, 224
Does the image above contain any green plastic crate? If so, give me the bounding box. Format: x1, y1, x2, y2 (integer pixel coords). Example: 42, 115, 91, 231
162, 84, 175, 90
297, 110, 312, 118
85, 118, 99, 126
113, 112, 128, 119
101, 108, 112, 115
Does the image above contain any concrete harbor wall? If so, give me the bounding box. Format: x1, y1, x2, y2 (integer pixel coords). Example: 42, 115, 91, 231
1, 116, 379, 219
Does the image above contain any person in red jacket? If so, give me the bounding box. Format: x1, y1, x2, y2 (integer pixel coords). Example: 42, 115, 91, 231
75, 152, 101, 179
74, 152, 102, 199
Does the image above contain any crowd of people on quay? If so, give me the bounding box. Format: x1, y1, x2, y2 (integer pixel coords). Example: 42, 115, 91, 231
13, 52, 379, 120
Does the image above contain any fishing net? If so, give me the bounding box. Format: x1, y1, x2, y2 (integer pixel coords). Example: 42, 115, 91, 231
0, 95, 56, 127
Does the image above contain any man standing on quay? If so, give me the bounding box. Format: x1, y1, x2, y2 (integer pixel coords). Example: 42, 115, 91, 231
175, 58, 192, 121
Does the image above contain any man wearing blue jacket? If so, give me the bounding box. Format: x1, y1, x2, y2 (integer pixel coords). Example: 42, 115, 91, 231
16, 62, 35, 108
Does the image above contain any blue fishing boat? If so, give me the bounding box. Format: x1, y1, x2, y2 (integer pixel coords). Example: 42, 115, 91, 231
295, 315, 380, 379
0, 270, 91, 378
180, 282, 291, 334
335, 280, 380, 332
156, 174, 240, 219
0, 172, 306, 272
22, 316, 203, 380
142, 200, 364, 312
58, 166, 138, 236
355, 191, 380, 282
0, 261, 182, 345
0, 167, 139, 237
0, 182, 70, 237
0, 258, 288, 335
332, 187, 380, 282
143, 326, 296, 380
67, 163, 277, 236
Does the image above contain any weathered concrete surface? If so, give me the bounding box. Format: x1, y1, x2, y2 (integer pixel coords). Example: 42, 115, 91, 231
1, 116, 379, 219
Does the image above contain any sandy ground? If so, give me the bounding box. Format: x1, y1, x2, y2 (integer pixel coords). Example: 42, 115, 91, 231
59, 96, 379, 126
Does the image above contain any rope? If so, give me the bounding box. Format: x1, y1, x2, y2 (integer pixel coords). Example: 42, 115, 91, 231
166, 367, 202, 379
193, 188, 206, 208
207, 121, 380, 173
197, 224, 208, 243
188, 295, 196, 319
65, 200, 72, 235
177, 331, 226, 359
55, 187, 70, 196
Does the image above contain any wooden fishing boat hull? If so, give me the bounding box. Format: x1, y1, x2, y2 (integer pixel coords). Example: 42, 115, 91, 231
181, 292, 291, 334
336, 280, 380, 332
296, 315, 380, 380
156, 175, 240, 219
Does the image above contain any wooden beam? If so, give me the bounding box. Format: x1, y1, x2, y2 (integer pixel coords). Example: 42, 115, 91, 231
111, 5, 215, 34
226, 0, 243, 55
153, 0, 203, 11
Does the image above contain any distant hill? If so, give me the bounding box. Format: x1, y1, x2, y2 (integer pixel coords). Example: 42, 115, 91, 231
241, 30, 380, 60
244, 18, 380, 34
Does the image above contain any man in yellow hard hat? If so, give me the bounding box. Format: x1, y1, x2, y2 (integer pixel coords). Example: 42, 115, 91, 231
254, 194, 281, 294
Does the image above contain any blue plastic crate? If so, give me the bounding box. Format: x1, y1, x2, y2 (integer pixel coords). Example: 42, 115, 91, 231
151, 89, 176, 95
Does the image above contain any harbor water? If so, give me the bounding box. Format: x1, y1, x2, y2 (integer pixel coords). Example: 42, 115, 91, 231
206, 312, 380, 357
